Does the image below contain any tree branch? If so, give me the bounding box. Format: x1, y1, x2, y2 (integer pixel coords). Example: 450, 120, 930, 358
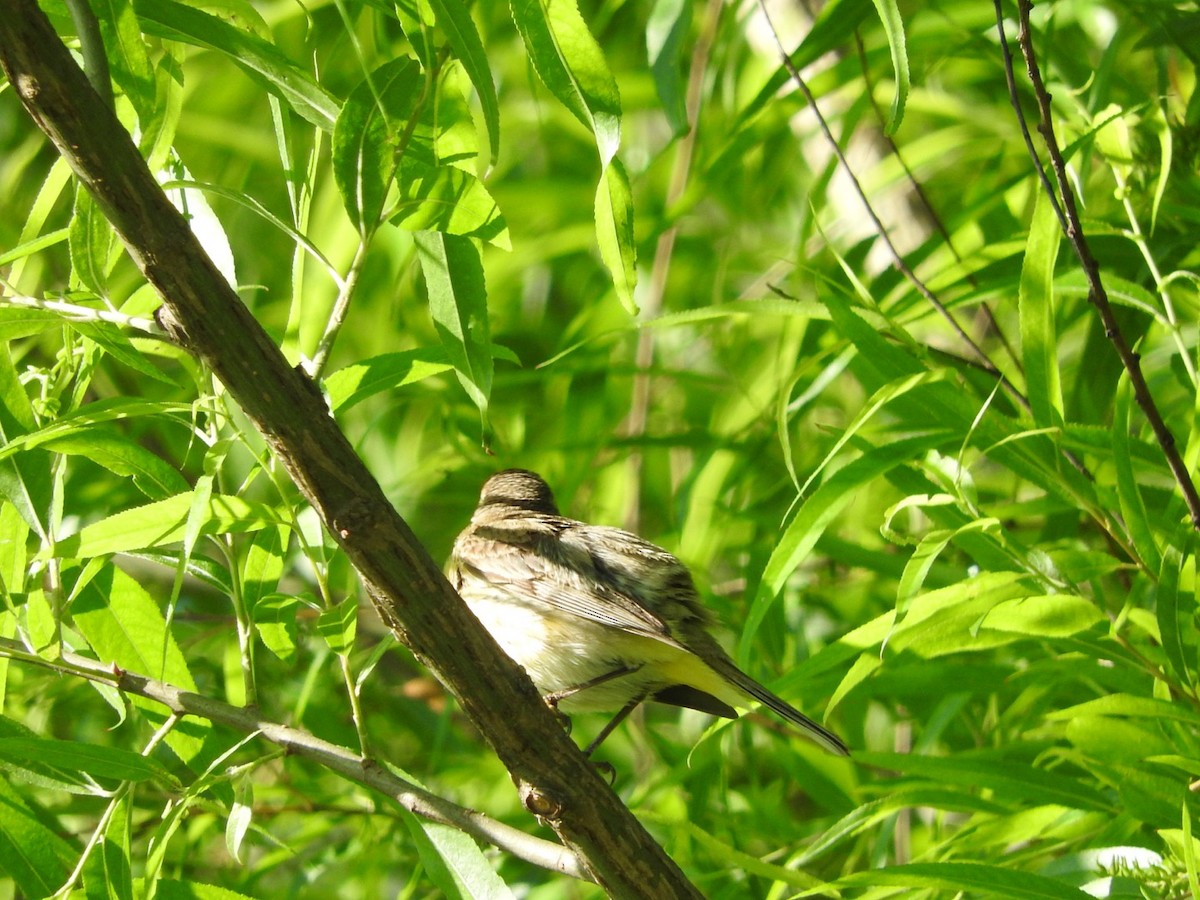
0, 6, 702, 895
1006, 0, 1200, 531
0, 637, 586, 881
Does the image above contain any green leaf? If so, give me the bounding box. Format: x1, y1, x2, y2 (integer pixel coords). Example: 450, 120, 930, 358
1019, 187, 1064, 428
65, 318, 176, 385
835, 861, 1090, 898
252, 593, 301, 662
69, 188, 117, 295
83, 795, 133, 900
225, 775, 253, 863
240, 526, 287, 615
402, 812, 515, 899
855, 751, 1112, 812
324, 348, 455, 413
50, 491, 281, 559
39, 428, 189, 500
646, 0, 691, 135
0, 344, 52, 539
94, 0, 156, 122
414, 232, 493, 437
316, 596, 358, 656
134, 0, 339, 130
1048, 694, 1200, 724
0, 305, 63, 342
72, 566, 208, 764
391, 156, 509, 247
0, 774, 73, 897
870, 0, 909, 133
332, 57, 425, 233
510, 0, 622, 165
1157, 530, 1197, 687
1113, 374, 1161, 572
0, 737, 175, 784
424, 0, 500, 163
594, 158, 638, 314
977, 593, 1104, 638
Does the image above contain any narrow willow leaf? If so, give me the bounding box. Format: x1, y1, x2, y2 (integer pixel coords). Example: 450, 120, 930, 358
1157, 532, 1196, 688
413, 232, 493, 435
854, 751, 1111, 812
1049, 694, 1200, 725
978, 593, 1104, 638
39, 429, 189, 500
646, 0, 691, 135
94, 0, 155, 122
83, 796, 133, 900
324, 348, 455, 413
69, 188, 117, 295
1018, 187, 1064, 428
402, 812, 515, 900
135, 0, 339, 130
425, 0, 500, 163
1112, 374, 1161, 572
509, 0, 622, 165
225, 775, 253, 863
50, 491, 280, 559
594, 158, 638, 313
0, 775, 73, 897
0, 345, 52, 539
73, 566, 207, 763
870, 0, 909, 133
836, 861, 1090, 898
332, 57, 424, 233
0, 737, 175, 784
65, 318, 176, 385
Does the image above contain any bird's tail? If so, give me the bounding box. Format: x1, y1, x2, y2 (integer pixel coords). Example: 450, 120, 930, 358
711, 656, 850, 756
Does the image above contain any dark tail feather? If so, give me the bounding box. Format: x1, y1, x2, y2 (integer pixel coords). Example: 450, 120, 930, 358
714, 658, 850, 756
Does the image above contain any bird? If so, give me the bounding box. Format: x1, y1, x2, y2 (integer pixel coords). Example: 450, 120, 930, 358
448, 468, 849, 757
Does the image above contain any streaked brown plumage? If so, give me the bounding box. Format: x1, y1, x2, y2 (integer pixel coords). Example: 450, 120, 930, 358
448, 469, 849, 756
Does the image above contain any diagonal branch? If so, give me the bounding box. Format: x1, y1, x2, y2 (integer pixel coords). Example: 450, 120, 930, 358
1006, 0, 1200, 531
0, 5, 702, 895
0, 636, 586, 881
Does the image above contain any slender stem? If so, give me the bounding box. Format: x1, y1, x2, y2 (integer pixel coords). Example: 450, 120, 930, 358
309, 238, 371, 379
0, 637, 588, 881
755, 0, 1020, 400
1010, 0, 1200, 531
0, 291, 166, 336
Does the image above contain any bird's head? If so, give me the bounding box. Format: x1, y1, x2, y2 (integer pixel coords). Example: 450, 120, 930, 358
477, 469, 560, 515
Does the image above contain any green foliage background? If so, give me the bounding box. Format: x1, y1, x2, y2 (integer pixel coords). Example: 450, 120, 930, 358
1, 0, 1199, 896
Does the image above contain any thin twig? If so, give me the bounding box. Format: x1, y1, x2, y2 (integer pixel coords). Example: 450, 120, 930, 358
309, 238, 370, 379
991, 1, 1068, 235
1009, 0, 1200, 531
0, 636, 588, 881
0, 291, 166, 336
754, 1, 1025, 408
853, 32, 1022, 373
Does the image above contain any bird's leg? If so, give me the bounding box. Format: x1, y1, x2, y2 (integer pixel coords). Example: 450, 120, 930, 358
583, 689, 650, 759
542, 663, 644, 708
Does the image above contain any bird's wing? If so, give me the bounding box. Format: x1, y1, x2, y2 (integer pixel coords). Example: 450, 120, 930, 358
454, 520, 691, 643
